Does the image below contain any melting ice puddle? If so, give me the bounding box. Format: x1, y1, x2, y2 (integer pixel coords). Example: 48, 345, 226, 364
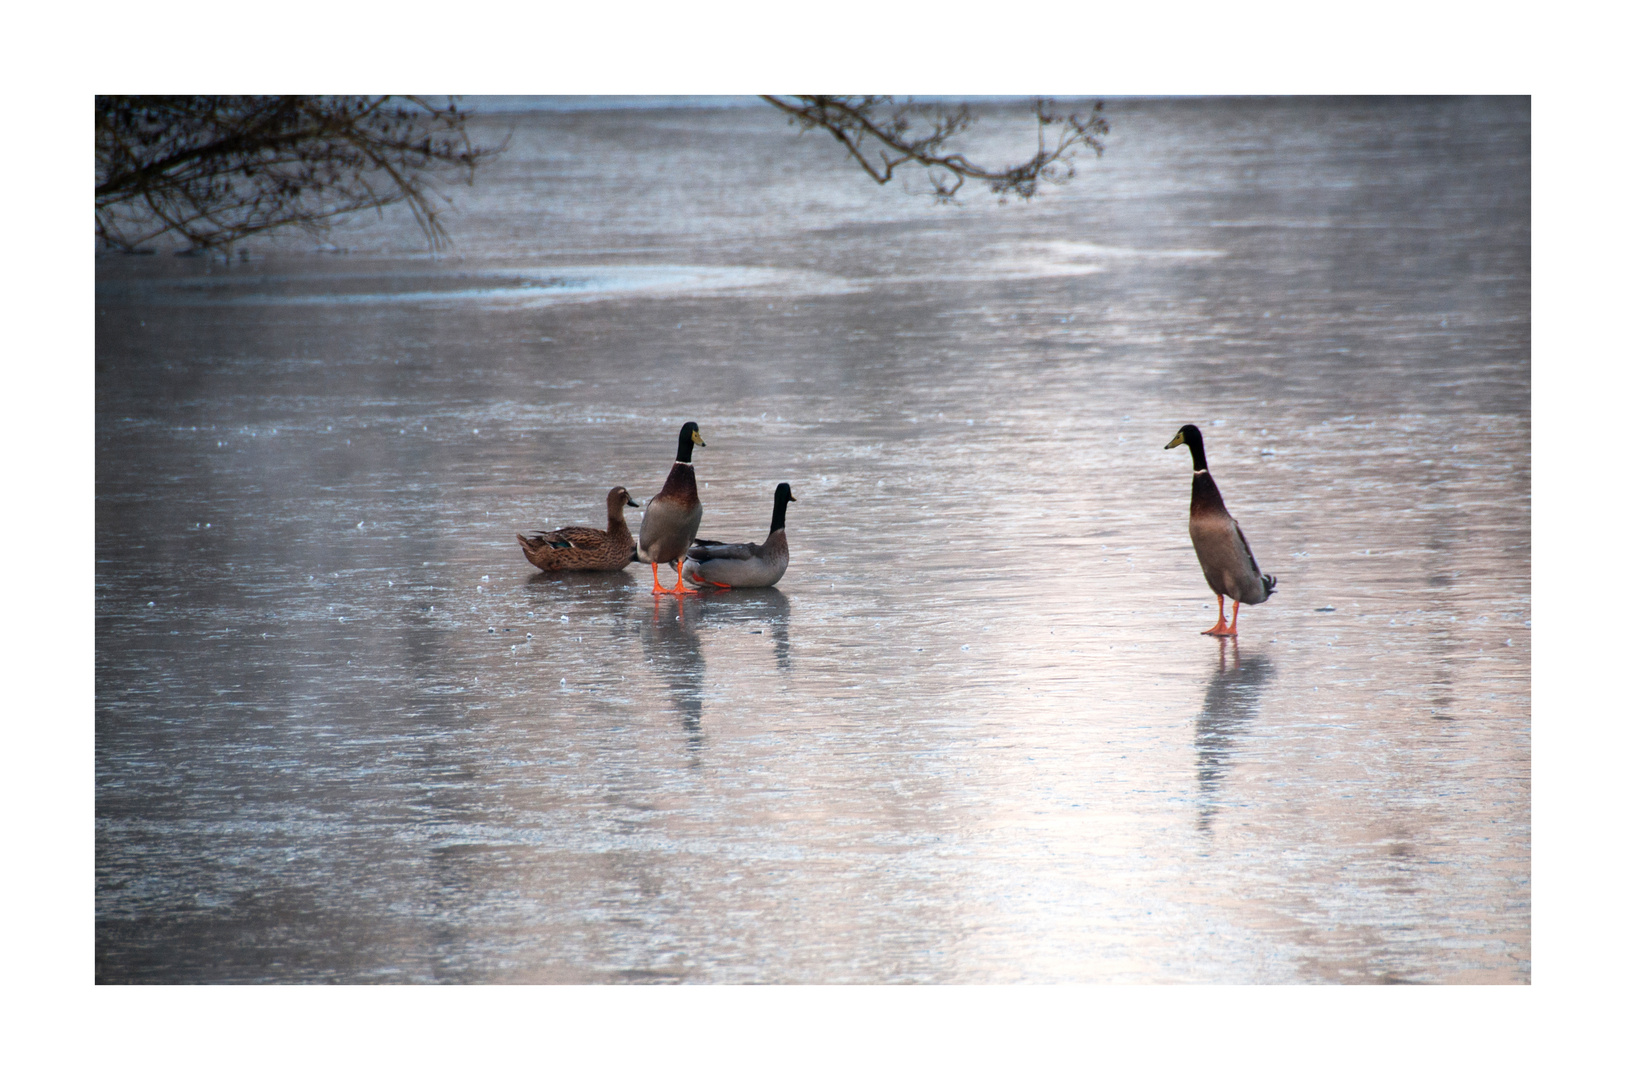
95, 264, 859, 308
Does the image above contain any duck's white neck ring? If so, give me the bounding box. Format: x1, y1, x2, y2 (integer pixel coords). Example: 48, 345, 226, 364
674, 460, 694, 467
1193, 468, 1209, 475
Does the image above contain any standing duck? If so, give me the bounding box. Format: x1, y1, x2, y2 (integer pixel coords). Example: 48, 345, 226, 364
1165, 424, 1277, 635
637, 421, 706, 594
682, 482, 796, 589
517, 486, 639, 571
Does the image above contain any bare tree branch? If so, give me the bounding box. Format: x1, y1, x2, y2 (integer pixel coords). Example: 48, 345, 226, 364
95, 95, 504, 253
95, 96, 1107, 255
761, 95, 1108, 201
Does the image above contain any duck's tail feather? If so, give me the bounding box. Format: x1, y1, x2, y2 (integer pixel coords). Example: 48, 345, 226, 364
1263, 573, 1278, 599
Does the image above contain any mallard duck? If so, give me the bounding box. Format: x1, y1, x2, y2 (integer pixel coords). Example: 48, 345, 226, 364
636, 421, 706, 594
682, 482, 796, 589
1165, 424, 1277, 635
517, 486, 639, 571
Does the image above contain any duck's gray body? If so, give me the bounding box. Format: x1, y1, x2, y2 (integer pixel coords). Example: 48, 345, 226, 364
682, 482, 795, 588
637, 425, 705, 565
636, 475, 702, 564
683, 531, 790, 587
1188, 485, 1275, 605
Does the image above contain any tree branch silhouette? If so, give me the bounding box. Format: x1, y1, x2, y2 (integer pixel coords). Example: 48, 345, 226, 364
95, 96, 499, 253
96, 96, 1109, 254
760, 96, 1108, 200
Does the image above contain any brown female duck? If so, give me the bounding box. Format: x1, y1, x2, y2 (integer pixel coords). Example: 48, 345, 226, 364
517, 486, 639, 571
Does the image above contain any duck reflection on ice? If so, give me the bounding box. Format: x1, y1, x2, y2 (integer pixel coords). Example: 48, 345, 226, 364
769, 592, 791, 671
524, 567, 638, 605
641, 595, 707, 751
697, 587, 792, 672
636, 589, 795, 753
1196, 638, 1275, 832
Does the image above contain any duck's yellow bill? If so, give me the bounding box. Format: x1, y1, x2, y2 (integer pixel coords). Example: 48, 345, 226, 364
1164, 432, 1186, 449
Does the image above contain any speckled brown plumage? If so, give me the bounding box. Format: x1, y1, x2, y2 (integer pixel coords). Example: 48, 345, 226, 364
518, 486, 638, 571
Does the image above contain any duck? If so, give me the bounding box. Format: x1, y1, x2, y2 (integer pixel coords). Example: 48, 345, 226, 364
517, 486, 639, 571
636, 421, 706, 594
1165, 424, 1277, 636
682, 482, 796, 589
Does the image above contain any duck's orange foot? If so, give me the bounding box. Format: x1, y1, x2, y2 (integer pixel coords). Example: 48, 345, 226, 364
688, 569, 730, 590
666, 559, 703, 595
651, 565, 679, 595
1200, 595, 1236, 635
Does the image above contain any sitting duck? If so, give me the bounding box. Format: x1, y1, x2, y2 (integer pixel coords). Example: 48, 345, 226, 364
517, 486, 639, 571
682, 482, 796, 589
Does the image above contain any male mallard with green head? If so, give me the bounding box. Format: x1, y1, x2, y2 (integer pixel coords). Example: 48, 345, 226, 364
1165, 424, 1277, 635
682, 482, 796, 589
517, 486, 639, 571
637, 421, 706, 595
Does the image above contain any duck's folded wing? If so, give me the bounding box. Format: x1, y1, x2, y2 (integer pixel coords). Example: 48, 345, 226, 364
686, 540, 760, 563
1233, 521, 1278, 596
520, 530, 565, 549
1232, 522, 1261, 575
542, 526, 608, 549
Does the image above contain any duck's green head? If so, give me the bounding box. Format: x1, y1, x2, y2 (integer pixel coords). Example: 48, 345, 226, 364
676, 421, 706, 462
1164, 424, 1203, 450
771, 482, 796, 531
1165, 424, 1209, 471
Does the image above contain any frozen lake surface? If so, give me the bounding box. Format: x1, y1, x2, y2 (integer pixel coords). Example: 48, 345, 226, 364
95, 97, 1529, 982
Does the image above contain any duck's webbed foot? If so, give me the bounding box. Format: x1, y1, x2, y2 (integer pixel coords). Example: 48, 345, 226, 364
665, 558, 701, 595
651, 564, 677, 595
1201, 595, 1236, 636
688, 566, 730, 590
